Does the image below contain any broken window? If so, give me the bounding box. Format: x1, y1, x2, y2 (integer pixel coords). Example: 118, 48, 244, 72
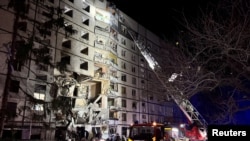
64, 6, 73, 17
62, 39, 71, 49
81, 47, 88, 55
82, 16, 89, 26
61, 54, 71, 65
64, 24, 77, 37
83, 19, 89, 25
80, 61, 88, 70
81, 31, 89, 40
83, 2, 90, 12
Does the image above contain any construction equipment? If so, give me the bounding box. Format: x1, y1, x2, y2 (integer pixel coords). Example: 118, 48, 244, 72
127, 29, 208, 141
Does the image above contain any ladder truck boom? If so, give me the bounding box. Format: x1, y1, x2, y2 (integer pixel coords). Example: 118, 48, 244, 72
127, 29, 207, 140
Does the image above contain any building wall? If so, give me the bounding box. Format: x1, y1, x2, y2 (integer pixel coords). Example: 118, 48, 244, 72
0, 0, 180, 140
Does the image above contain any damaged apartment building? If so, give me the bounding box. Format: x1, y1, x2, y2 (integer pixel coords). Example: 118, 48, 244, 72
0, 0, 183, 140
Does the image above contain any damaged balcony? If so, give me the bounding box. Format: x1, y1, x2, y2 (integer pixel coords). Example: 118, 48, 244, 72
94, 64, 109, 79
75, 94, 109, 124
109, 69, 118, 82
94, 39, 108, 50
108, 99, 121, 121
108, 52, 118, 67
94, 52, 110, 65
94, 52, 118, 68
89, 107, 109, 124
107, 82, 118, 98
108, 65, 118, 83
107, 89, 118, 98
95, 26, 110, 36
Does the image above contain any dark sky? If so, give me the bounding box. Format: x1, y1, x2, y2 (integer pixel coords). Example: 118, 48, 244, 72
109, 0, 213, 39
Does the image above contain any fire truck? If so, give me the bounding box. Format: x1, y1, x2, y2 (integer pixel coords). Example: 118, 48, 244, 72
127, 122, 189, 141
126, 25, 208, 141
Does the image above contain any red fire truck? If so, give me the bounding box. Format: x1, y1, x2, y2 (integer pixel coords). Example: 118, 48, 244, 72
127, 122, 189, 141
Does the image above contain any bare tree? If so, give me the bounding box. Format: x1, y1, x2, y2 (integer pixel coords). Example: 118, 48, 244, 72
157, 0, 250, 124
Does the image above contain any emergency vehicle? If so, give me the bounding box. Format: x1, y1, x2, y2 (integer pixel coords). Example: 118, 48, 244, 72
127, 122, 189, 141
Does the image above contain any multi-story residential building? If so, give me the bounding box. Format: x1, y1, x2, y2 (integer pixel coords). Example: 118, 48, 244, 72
0, 0, 183, 140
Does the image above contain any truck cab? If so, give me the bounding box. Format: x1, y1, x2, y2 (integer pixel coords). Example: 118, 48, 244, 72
127, 122, 165, 141
127, 122, 189, 141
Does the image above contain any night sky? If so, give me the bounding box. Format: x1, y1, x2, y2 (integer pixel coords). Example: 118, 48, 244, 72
109, 0, 213, 39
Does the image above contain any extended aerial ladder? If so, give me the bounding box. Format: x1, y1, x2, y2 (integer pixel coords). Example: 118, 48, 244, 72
127, 29, 207, 140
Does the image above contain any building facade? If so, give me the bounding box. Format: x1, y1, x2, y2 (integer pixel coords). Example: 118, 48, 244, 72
0, 0, 183, 140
